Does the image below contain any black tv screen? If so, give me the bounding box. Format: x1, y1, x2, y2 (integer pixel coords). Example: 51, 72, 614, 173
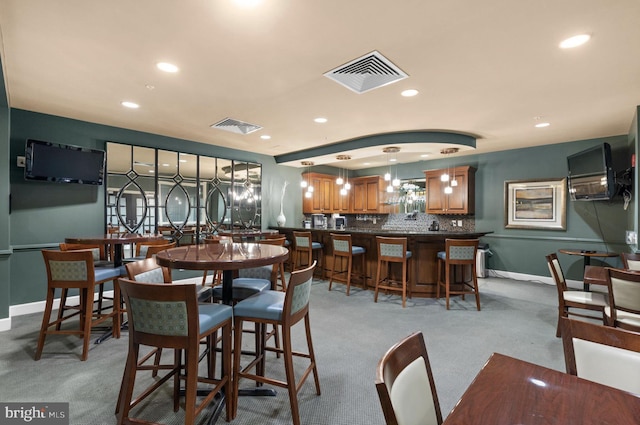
24, 139, 106, 185
567, 143, 614, 201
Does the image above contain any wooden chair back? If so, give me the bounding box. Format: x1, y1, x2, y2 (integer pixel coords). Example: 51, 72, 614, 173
443, 239, 478, 265
43, 249, 96, 289
124, 258, 172, 283
546, 252, 568, 294
605, 267, 640, 332
144, 241, 176, 258
331, 233, 353, 258
621, 252, 640, 271
376, 236, 408, 264
134, 239, 173, 257
560, 317, 640, 395
59, 242, 106, 261
282, 262, 316, 328
375, 331, 443, 425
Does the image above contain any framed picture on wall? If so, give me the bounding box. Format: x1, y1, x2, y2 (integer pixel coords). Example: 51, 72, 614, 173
504, 178, 567, 230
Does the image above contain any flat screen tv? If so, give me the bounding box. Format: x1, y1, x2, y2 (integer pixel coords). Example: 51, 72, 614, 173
567, 142, 615, 201
24, 139, 106, 185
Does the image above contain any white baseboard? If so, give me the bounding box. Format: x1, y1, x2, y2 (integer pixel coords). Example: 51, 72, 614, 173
0, 317, 11, 332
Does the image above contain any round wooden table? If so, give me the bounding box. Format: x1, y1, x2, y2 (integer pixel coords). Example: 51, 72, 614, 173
155, 243, 289, 305
66, 233, 165, 267
558, 249, 619, 290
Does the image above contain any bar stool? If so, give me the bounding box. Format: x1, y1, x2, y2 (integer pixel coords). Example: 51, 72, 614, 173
374, 237, 412, 308
293, 231, 324, 277
329, 233, 366, 296
436, 238, 481, 310
36, 249, 122, 361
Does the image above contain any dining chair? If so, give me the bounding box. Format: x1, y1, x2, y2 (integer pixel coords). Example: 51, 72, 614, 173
604, 267, 640, 332
36, 249, 122, 361
560, 317, 640, 395
257, 236, 288, 291
374, 236, 412, 308
116, 279, 233, 424
621, 252, 640, 271
546, 253, 608, 337
292, 231, 324, 277
232, 262, 320, 425
375, 331, 443, 425
329, 233, 366, 296
436, 239, 480, 310
124, 240, 176, 262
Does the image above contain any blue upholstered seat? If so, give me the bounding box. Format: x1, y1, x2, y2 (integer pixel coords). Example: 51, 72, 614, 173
232, 290, 285, 321
198, 303, 233, 334
94, 265, 124, 283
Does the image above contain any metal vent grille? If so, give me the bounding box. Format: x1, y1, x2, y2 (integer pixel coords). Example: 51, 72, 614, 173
324, 51, 408, 94
210, 118, 262, 135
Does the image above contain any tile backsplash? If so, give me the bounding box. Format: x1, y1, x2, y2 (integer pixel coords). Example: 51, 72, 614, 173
346, 213, 475, 233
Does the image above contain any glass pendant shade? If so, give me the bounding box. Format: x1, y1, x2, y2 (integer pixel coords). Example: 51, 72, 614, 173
444, 186, 453, 194
300, 180, 308, 188
340, 187, 347, 196
451, 178, 458, 187
308, 185, 314, 193
344, 182, 351, 190
305, 191, 312, 198
336, 176, 344, 185
386, 184, 394, 193
440, 173, 449, 182
384, 172, 391, 181
392, 178, 400, 187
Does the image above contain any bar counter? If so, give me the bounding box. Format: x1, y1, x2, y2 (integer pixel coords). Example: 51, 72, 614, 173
272, 226, 492, 298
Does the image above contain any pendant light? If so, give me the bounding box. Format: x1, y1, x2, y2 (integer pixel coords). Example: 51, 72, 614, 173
336, 155, 351, 196
382, 147, 400, 192
301, 161, 314, 198
440, 147, 459, 195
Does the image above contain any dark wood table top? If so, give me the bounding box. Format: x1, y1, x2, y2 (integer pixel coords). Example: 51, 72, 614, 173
155, 243, 289, 271
558, 249, 619, 258
65, 233, 164, 244
442, 353, 640, 425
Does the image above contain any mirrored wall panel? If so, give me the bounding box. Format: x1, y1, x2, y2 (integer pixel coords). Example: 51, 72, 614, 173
106, 142, 262, 245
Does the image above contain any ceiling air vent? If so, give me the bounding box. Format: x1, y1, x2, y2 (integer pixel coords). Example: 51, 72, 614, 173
324, 50, 408, 94
210, 118, 262, 135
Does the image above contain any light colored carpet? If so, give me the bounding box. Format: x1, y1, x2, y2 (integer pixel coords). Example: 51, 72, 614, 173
0, 275, 564, 425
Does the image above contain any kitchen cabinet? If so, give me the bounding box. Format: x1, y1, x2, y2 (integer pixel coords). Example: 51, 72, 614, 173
351, 176, 387, 213
332, 181, 351, 213
425, 166, 476, 214
302, 172, 334, 213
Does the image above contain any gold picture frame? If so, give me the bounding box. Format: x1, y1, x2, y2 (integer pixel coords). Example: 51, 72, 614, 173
504, 178, 567, 230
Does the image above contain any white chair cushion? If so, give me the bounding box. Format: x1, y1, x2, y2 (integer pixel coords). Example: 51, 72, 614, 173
563, 291, 607, 306
573, 337, 640, 395
389, 357, 438, 425
604, 307, 640, 328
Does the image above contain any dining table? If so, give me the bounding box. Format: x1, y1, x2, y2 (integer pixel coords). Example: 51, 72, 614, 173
155, 242, 290, 417
558, 249, 619, 290
65, 233, 165, 268
442, 352, 640, 424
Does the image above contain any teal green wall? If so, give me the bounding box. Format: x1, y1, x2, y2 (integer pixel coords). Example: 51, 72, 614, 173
0, 53, 10, 322
6, 109, 301, 308
356, 136, 632, 280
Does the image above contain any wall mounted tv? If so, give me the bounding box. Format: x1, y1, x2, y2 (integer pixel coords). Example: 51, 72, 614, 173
24, 139, 106, 185
567, 142, 615, 201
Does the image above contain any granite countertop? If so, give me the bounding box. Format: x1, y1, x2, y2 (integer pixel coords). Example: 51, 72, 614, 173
272, 226, 491, 237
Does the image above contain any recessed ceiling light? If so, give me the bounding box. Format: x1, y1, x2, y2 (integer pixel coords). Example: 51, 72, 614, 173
314, 117, 328, 123
390, 158, 397, 162
234, 0, 262, 6
179, 159, 187, 163
162, 163, 170, 167
535, 122, 551, 128
145, 84, 155, 90
420, 154, 429, 158
260, 135, 271, 140
157, 62, 179, 73
559, 34, 591, 49
363, 162, 371, 166
121, 101, 139, 109
401, 89, 419, 97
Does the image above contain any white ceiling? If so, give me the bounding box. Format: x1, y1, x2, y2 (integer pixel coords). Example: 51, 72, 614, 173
1, 0, 639, 170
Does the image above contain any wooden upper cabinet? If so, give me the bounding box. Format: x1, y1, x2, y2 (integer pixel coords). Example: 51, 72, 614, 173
302, 172, 334, 213
425, 166, 476, 215
351, 176, 386, 213
332, 181, 350, 213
